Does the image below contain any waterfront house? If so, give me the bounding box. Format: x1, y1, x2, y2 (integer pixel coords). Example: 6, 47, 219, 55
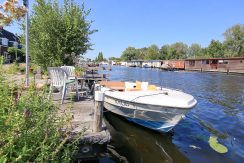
185, 57, 244, 73
161, 60, 170, 69
151, 60, 162, 68
168, 60, 185, 70
142, 60, 162, 68
126, 61, 136, 67
110, 60, 116, 65
131, 60, 144, 67
120, 61, 127, 66
142, 60, 153, 68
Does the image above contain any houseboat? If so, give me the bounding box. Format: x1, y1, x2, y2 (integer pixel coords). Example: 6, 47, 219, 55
167, 60, 185, 70
142, 60, 162, 68
185, 57, 244, 74
142, 61, 152, 68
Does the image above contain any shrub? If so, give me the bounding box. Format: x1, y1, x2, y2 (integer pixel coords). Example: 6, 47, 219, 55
0, 63, 79, 162
7, 47, 25, 62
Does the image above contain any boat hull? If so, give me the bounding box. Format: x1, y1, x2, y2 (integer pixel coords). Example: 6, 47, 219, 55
104, 95, 190, 132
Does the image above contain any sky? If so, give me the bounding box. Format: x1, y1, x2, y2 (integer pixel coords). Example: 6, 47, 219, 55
2, 0, 244, 59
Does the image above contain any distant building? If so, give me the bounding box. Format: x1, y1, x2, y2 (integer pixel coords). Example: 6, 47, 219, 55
120, 61, 127, 66
0, 26, 22, 63
185, 57, 244, 73
110, 60, 116, 65
127, 60, 144, 67
142, 60, 162, 68
167, 60, 185, 70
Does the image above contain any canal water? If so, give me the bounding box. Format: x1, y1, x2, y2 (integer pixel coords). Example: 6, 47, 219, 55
102, 66, 244, 163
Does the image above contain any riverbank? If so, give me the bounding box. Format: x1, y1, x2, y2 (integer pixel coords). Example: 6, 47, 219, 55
1, 64, 112, 162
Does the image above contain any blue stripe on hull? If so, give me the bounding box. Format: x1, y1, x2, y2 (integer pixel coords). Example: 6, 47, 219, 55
126, 117, 174, 133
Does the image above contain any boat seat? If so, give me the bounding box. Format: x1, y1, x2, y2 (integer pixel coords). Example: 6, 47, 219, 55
136, 81, 142, 89
99, 81, 125, 91
125, 81, 142, 91
147, 85, 157, 90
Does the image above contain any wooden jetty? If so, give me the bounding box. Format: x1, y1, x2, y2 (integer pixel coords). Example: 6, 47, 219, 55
52, 91, 111, 161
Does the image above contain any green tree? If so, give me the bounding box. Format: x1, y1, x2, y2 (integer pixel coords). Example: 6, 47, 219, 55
201, 47, 210, 58
27, 0, 96, 69
144, 44, 159, 60
188, 43, 202, 58
159, 45, 171, 60
109, 57, 122, 62
97, 52, 104, 62
136, 47, 147, 60
7, 47, 25, 61
121, 46, 137, 61
223, 24, 244, 57
207, 40, 224, 58
170, 42, 188, 59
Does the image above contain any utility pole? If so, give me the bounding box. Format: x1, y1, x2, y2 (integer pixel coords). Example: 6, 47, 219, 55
14, 36, 17, 61
24, 0, 29, 86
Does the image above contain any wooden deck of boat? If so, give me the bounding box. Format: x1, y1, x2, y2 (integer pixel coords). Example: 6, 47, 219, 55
99, 81, 125, 91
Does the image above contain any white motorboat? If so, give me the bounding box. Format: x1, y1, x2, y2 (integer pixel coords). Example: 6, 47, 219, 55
99, 81, 197, 133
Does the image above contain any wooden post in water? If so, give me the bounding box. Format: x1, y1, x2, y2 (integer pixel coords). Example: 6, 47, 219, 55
227, 68, 229, 75
93, 91, 104, 132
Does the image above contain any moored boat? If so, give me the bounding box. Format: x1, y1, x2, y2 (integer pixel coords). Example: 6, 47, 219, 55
99, 81, 197, 132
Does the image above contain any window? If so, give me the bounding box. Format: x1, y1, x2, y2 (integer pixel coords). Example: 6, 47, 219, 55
189, 61, 195, 66
219, 60, 228, 64
202, 60, 209, 64
223, 60, 228, 64
211, 60, 218, 64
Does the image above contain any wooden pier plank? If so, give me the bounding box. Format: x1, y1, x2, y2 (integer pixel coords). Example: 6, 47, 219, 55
53, 94, 110, 144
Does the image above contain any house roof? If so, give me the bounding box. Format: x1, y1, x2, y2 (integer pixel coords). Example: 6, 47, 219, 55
130, 60, 144, 62
0, 28, 19, 42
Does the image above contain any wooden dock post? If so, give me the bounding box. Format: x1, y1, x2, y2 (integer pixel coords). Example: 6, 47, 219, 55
93, 91, 104, 132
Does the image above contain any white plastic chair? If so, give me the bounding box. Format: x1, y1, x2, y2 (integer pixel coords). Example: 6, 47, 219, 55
60, 66, 76, 80
61, 66, 87, 96
48, 67, 79, 104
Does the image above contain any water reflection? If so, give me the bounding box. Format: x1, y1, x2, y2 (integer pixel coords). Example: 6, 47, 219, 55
105, 112, 190, 163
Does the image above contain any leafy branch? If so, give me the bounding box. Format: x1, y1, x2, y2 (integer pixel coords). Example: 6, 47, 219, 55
0, 0, 27, 26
